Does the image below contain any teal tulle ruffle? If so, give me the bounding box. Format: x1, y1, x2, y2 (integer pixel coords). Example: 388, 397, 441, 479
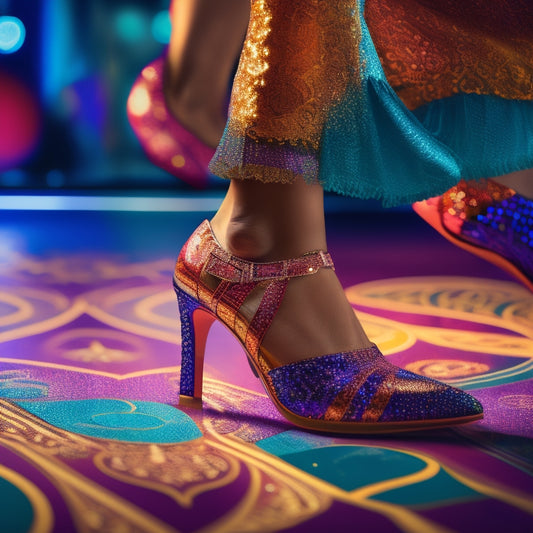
318, 3, 533, 206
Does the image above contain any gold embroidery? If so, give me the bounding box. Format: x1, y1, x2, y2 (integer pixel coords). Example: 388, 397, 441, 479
366, 0, 533, 110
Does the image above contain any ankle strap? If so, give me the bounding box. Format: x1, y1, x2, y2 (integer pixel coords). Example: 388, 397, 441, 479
205, 247, 334, 283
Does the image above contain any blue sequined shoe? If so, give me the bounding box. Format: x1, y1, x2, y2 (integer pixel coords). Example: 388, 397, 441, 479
414, 179, 533, 292
174, 221, 483, 433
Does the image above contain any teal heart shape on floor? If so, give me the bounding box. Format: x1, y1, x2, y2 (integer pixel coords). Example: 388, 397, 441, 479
16, 399, 202, 443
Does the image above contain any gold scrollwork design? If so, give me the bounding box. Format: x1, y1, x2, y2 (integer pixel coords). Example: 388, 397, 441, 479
94, 440, 241, 509
498, 394, 533, 410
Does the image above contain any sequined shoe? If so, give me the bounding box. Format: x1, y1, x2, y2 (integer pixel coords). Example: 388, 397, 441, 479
127, 56, 215, 188
413, 179, 533, 292
173, 220, 483, 433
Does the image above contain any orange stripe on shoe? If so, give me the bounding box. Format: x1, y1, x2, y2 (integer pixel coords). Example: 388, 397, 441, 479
361, 374, 397, 423
323, 367, 376, 422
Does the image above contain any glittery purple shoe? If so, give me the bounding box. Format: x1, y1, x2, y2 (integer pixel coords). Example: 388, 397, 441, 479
414, 179, 533, 292
174, 221, 483, 433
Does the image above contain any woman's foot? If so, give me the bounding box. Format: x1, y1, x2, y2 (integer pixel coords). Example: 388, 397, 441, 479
127, 0, 249, 183
163, 79, 226, 149
175, 217, 483, 432
210, 178, 372, 368
127, 58, 215, 187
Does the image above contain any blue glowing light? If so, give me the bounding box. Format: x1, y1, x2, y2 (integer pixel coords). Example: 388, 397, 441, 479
46, 169, 65, 188
115, 9, 147, 43
0, 169, 28, 187
151, 11, 171, 44
0, 16, 26, 54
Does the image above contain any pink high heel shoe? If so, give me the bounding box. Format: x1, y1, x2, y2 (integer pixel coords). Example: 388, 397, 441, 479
413, 179, 533, 292
127, 56, 216, 188
173, 220, 483, 434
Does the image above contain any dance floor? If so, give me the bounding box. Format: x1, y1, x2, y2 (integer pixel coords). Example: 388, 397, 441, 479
0, 197, 532, 533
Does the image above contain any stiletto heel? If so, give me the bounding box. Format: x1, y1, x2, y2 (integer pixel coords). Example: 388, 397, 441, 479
174, 221, 483, 433
176, 286, 216, 405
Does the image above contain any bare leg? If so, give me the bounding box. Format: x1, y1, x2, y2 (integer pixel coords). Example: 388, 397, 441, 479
492, 168, 533, 197
165, 0, 250, 148
210, 178, 372, 367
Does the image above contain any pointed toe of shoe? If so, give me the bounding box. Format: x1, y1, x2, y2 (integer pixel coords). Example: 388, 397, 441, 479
378, 369, 483, 424
268, 352, 483, 432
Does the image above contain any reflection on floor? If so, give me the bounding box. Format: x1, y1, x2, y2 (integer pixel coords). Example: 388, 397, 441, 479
0, 206, 532, 533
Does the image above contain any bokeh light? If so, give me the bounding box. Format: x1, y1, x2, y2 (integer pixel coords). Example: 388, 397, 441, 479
151, 10, 171, 44
127, 86, 150, 117
0, 168, 28, 187
114, 9, 147, 43
0, 74, 41, 171
0, 16, 26, 54
46, 169, 66, 187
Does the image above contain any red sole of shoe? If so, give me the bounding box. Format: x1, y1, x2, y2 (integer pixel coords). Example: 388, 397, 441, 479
413, 200, 533, 293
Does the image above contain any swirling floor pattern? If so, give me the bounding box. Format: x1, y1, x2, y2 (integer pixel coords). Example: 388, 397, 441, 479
0, 208, 531, 533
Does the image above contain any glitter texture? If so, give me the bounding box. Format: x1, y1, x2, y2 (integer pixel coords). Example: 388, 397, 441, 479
174, 221, 483, 429
268, 350, 482, 423
175, 288, 201, 398
441, 179, 533, 284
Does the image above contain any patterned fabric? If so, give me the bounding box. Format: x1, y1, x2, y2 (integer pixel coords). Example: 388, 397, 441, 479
368, 0, 533, 109
210, 0, 533, 206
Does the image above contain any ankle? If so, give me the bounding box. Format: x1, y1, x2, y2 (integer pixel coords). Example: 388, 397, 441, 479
166, 79, 222, 117
212, 215, 275, 260
211, 178, 328, 260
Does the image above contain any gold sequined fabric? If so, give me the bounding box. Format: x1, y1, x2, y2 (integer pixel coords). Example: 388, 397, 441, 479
211, 0, 361, 185
230, 0, 360, 149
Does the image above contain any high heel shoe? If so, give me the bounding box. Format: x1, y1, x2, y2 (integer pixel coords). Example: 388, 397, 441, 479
413, 179, 533, 292
173, 221, 483, 433
127, 56, 215, 188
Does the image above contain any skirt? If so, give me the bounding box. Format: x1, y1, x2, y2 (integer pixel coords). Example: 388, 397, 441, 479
209, 0, 533, 207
